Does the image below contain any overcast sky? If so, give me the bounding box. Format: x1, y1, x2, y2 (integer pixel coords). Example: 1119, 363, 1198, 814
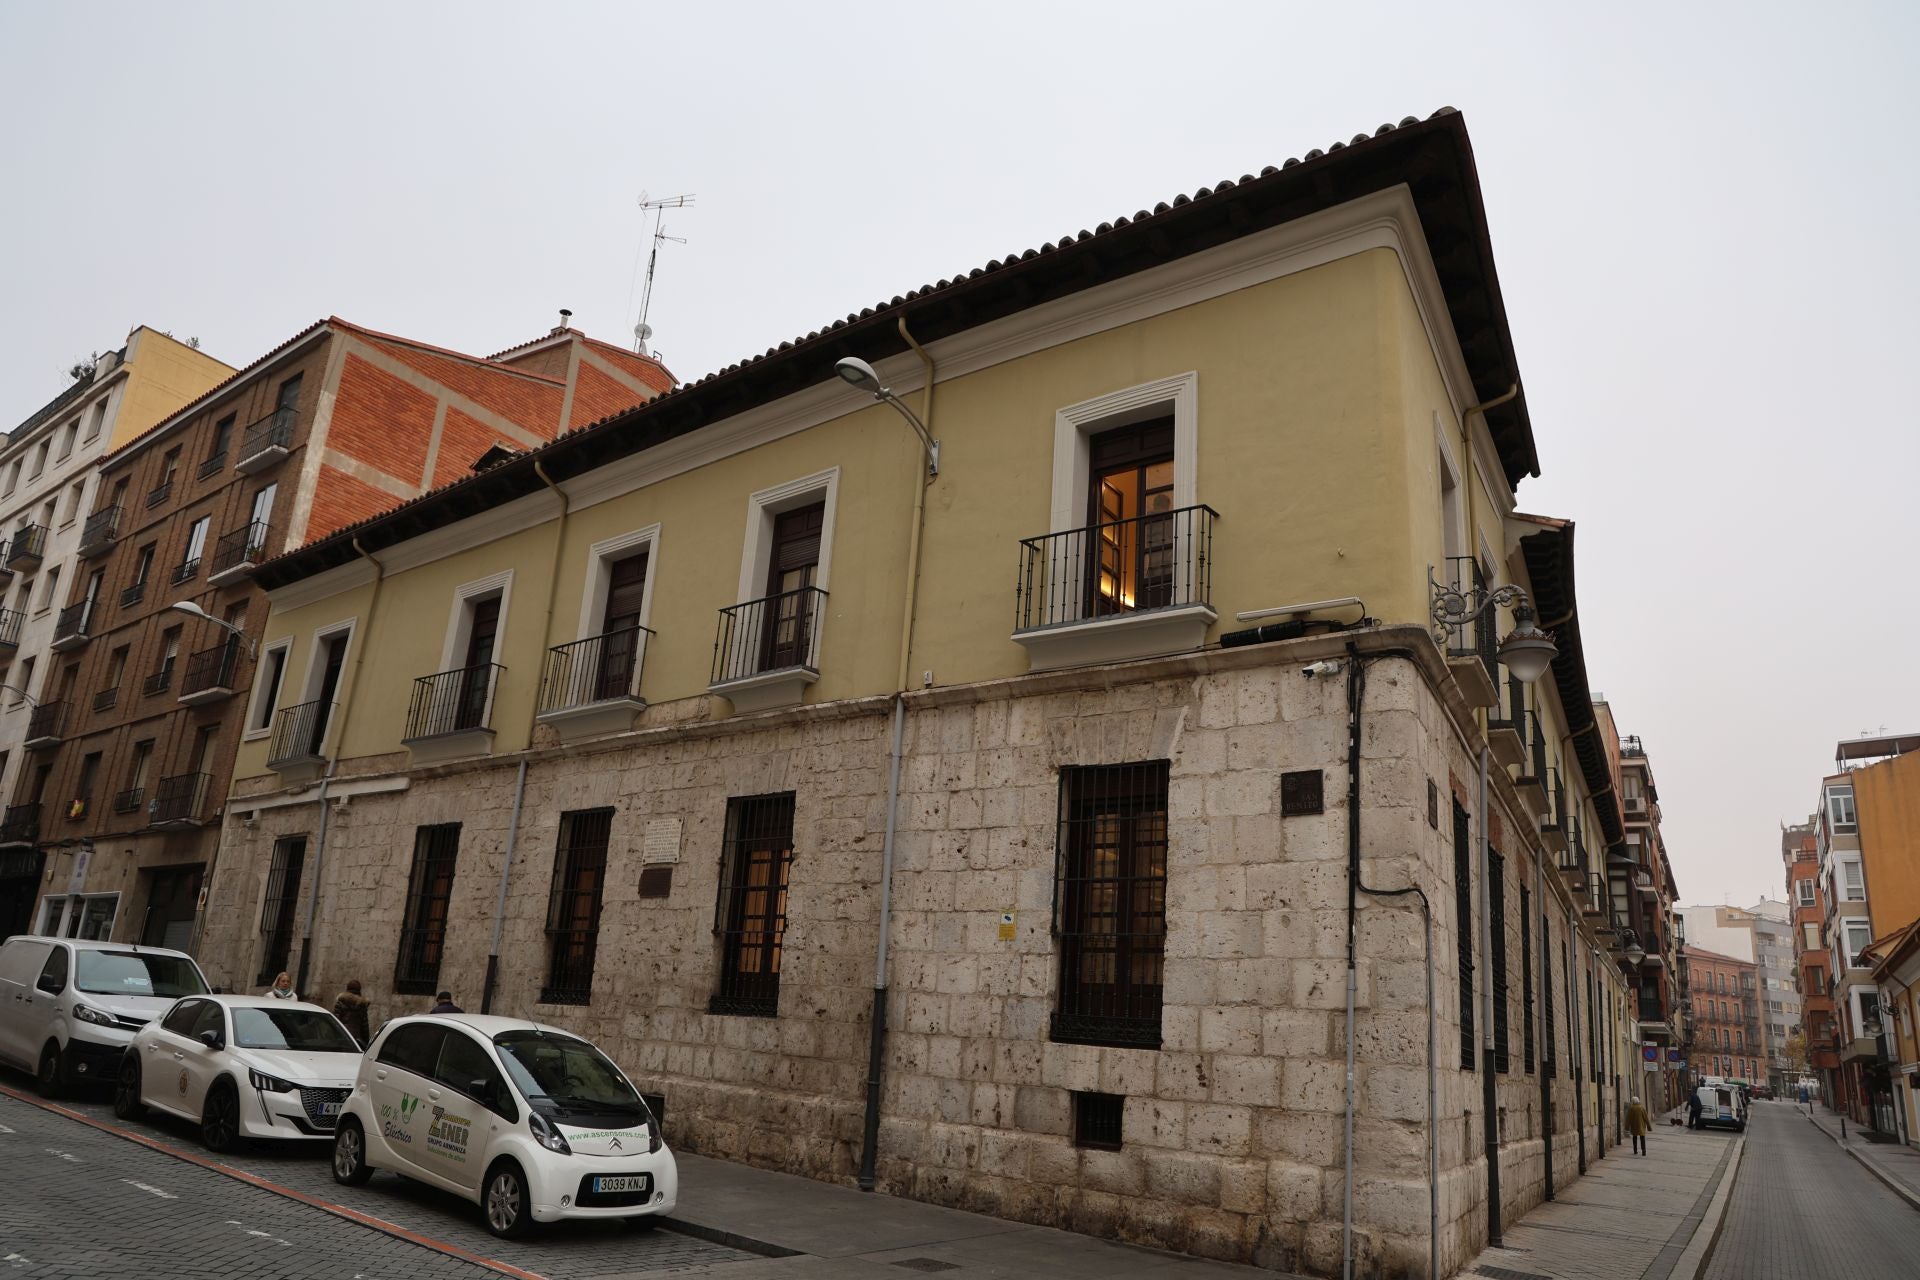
2, 2, 1915, 907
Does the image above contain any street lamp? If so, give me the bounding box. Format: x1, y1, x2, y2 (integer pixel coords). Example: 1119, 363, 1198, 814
1428, 573, 1559, 682
0, 684, 38, 707
834, 357, 940, 475
169, 601, 257, 660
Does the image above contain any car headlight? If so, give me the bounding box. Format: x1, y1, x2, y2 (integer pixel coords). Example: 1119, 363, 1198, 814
249, 1069, 296, 1093
528, 1110, 572, 1154
72, 1004, 116, 1027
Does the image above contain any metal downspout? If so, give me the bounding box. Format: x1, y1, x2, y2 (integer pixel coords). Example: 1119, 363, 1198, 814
1540, 856, 1554, 1200
1478, 744, 1502, 1247
294, 537, 385, 996
480, 462, 570, 1016
858, 318, 935, 1191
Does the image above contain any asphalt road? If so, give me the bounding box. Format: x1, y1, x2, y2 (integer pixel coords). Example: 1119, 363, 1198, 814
0, 1076, 750, 1279
1704, 1100, 1920, 1280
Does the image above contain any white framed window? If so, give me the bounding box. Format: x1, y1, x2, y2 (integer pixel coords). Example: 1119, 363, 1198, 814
1797, 879, 1816, 906
1842, 859, 1865, 902
1845, 919, 1873, 969
1049, 373, 1198, 535
735, 469, 839, 607
245, 638, 293, 739
291, 618, 357, 759
181, 515, 210, 569
439, 569, 514, 674
714, 469, 839, 692
30, 439, 49, 479
1828, 786, 1856, 832
38, 892, 118, 940
1803, 921, 1821, 950
567, 525, 660, 702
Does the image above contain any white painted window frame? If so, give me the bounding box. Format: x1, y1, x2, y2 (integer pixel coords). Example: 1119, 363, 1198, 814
433, 570, 513, 730
299, 617, 357, 754
243, 637, 294, 741
574, 524, 661, 700
719, 468, 839, 682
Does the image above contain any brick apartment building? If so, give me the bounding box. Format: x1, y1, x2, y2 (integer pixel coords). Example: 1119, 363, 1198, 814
1684, 945, 1761, 1084
9, 316, 670, 970
1785, 819, 1840, 1099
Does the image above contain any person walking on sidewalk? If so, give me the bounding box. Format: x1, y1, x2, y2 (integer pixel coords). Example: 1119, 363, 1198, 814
1627, 1096, 1651, 1155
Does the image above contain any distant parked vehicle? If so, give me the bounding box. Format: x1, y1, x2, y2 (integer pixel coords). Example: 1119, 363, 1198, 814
1692, 1081, 1748, 1131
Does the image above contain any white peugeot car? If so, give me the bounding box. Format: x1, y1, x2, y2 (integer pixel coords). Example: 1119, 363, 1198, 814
114, 995, 365, 1151
333, 1014, 676, 1238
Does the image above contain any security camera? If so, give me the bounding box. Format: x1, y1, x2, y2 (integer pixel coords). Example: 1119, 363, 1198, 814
1301, 659, 1343, 679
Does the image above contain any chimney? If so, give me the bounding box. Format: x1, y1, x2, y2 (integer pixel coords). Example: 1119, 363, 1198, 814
555, 308, 573, 335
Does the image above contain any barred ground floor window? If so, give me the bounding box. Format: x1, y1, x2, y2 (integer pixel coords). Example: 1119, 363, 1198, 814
543, 808, 612, 1005
394, 823, 460, 994
256, 835, 305, 987
710, 793, 795, 1017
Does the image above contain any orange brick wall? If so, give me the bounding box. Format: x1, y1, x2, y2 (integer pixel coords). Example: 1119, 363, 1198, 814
568, 359, 650, 429
309, 466, 411, 542
433, 408, 516, 488
330, 354, 437, 490
360, 337, 563, 434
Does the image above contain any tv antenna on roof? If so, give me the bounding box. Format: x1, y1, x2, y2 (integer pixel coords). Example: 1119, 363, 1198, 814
632, 191, 695, 356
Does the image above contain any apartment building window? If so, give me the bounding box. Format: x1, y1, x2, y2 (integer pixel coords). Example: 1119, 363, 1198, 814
38, 566, 60, 614
85, 400, 107, 441
1803, 921, 1822, 950
1454, 799, 1475, 1070
710, 793, 796, 1017
248, 640, 290, 735
542, 808, 612, 1005
1828, 787, 1856, 832
58, 421, 78, 461
4, 459, 19, 495
63, 481, 84, 525
176, 516, 209, 582
1520, 882, 1534, 1074
30, 440, 49, 479
1541, 915, 1556, 1071
1490, 849, 1509, 1073
151, 627, 182, 694
255, 837, 306, 985
1050, 762, 1169, 1048
73, 752, 102, 819
1842, 860, 1865, 902
1845, 920, 1873, 968
1797, 880, 1816, 907
203, 415, 235, 477
394, 824, 461, 994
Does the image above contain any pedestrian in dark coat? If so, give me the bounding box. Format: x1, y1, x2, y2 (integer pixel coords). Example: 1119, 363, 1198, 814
430, 990, 463, 1014
332, 979, 372, 1047
1686, 1088, 1703, 1129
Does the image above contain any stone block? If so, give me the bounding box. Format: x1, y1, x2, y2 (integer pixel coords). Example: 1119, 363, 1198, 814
1211, 1054, 1282, 1107
1013, 1084, 1070, 1136
1263, 1008, 1331, 1057
1281, 1057, 1345, 1113
1186, 1103, 1252, 1155
1155, 1053, 1213, 1102
1267, 1159, 1324, 1221
1097, 1048, 1158, 1098
1200, 1005, 1263, 1054
1143, 1149, 1221, 1205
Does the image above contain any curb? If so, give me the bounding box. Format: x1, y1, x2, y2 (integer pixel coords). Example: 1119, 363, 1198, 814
0, 1080, 544, 1280
1672, 1135, 1742, 1280
655, 1216, 802, 1258
1804, 1109, 1920, 1212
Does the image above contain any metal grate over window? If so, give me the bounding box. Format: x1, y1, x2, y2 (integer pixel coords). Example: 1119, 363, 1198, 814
1050, 762, 1169, 1049
542, 808, 612, 1005
1520, 882, 1535, 1074
1453, 799, 1475, 1070
256, 836, 306, 987
710, 793, 795, 1017
394, 823, 460, 994
1072, 1090, 1125, 1151
1491, 848, 1509, 1074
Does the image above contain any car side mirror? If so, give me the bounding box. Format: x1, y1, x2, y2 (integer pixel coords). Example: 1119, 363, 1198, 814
198, 1029, 224, 1050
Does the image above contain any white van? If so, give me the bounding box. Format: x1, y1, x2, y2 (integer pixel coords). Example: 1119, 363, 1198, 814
0, 936, 211, 1095
1691, 1080, 1748, 1132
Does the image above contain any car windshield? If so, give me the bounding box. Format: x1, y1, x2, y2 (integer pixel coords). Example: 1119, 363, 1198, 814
493, 1030, 645, 1120
75, 951, 208, 998
232, 1006, 359, 1053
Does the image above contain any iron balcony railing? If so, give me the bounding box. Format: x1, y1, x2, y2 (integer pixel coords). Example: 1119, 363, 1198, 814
120, 577, 147, 608
540, 626, 654, 714
146, 478, 173, 508
0, 607, 24, 649
180, 642, 242, 698
170, 554, 201, 585
151, 772, 211, 825
269, 699, 331, 764
1490, 670, 1526, 734
112, 787, 142, 815
26, 701, 65, 745
238, 406, 296, 463
197, 449, 227, 480
54, 598, 94, 644
210, 520, 271, 578
8, 524, 48, 567
405, 663, 503, 740
1014, 504, 1216, 633
712, 586, 827, 684
92, 686, 118, 713
0, 803, 40, 845
1638, 991, 1666, 1023
1440, 555, 1497, 683
79, 505, 123, 555
142, 661, 176, 696
1518, 710, 1547, 784
1542, 767, 1565, 833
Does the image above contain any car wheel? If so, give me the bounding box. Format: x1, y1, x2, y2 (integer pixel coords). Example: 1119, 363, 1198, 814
202, 1080, 241, 1153
114, 1056, 147, 1121
35, 1041, 65, 1099
483, 1161, 533, 1239
333, 1118, 374, 1186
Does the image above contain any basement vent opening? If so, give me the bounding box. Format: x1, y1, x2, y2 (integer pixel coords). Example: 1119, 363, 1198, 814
638, 866, 673, 898
1072, 1090, 1125, 1151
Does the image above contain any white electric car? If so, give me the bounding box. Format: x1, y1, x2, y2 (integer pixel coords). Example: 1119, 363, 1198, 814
114, 995, 365, 1150
333, 1014, 677, 1238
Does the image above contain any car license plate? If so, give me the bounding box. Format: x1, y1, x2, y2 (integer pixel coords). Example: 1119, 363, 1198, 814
319, 1101, 342, 1116
593, 1175, 649, 1194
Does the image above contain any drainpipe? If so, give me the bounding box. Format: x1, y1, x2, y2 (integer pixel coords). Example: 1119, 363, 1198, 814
1539, 855, 1553, 1200
1572, 927, 1586, 1173
294, 537, 385, 996
858, 317, 935, 1192
480, 462, 570, 1016
1477, 744, 1502, 1247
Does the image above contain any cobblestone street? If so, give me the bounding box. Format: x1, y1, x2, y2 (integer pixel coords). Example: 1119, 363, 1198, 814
1703, 1101, 1920, 1280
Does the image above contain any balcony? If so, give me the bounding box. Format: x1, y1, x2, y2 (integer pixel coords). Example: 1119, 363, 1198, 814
92, 686, 118, 713
1515, 711, 1548, 814
146, 478, 173, 509
120, 578, 147, 609
403, 663, 503, 763
25, 701, 66, 750
170, 555, 201, 586
235, 406, 296, 474
7, 524, 48, 570
1437, 556, 1499, 707
78, 505, 123, 559
150, 772, 212, 829
710, 586, 828, 713
142, 662, 176, 697
112, 787, 143, 815
0, 803, 40, 847
0, 607, 24, 653
50, 599, 95, 652
537, 626, 652, 741
209, 520, 271, 587
268, 699, 331, 779
1011, 504, 1217, 672
1487, 674, 1527, 770
0, 539, 10, 581
179, 642, 242, 706
1540, 768, 1568, 853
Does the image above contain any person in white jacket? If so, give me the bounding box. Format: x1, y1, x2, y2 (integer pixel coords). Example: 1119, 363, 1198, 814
264, 971, 299, 1000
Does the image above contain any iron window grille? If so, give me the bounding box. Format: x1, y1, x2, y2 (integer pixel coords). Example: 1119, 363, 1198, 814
394, 823, 461, 994
542, 808, 612, 1005
1520, 882, 1535, 1074
1072, 1090, 1125, 1151
1490, 848, 1508, 1073
1014, 504, 1216, 633
0, 608, 23, 649
120, 578, 146, 608
257, 837, 306, 986
112, 787, 142, 815
1542, 919, 1556, 1073
1453, 799, 1475, 1070
710, 793, 796, 1017
1049, 762, 1169, 1049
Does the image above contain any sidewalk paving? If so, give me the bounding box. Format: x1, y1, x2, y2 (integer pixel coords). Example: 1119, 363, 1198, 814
1802, 1104, 1920, 1210
1461, 1117, 1741, 1280
642, 1152, 1283, 1279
